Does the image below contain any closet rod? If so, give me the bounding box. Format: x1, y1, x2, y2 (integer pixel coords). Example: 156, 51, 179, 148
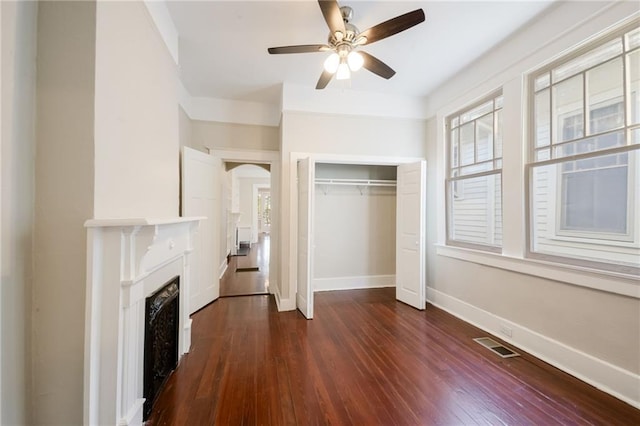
314, 178, 396, 187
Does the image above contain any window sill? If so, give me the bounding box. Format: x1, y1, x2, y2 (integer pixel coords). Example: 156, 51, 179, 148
547, 233, 638, 248
435, 244, 640, 299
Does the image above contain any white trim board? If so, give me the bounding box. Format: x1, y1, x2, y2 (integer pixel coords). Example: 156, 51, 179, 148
436, 245, 640, 299
274, 290, 296, 312
218, 258, 228, 280
313, 275, 395, 292
427, 288, 640, 409
212, 149, 279, 164
143, 0, 178, 65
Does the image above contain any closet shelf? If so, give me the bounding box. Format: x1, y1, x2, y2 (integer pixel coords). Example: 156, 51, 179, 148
314, 178, 397, 187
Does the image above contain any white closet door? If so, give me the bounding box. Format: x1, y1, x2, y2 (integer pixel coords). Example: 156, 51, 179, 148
396, 161, 426, 310
297, 157, 314, 319
182, 147, 219, 313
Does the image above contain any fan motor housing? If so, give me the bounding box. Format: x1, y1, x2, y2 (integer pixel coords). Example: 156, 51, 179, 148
328, 6, 359, 45
340, 6, 353, 22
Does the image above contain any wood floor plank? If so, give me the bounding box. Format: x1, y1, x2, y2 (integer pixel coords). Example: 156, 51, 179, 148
220, 234, 271, 297
148, 287, 640, 426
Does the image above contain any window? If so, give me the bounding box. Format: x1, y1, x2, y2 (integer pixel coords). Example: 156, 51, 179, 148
528, 23, 640, 273
262, 193, 271, 226
446, 92, 503, 251
560, 104, 628, 235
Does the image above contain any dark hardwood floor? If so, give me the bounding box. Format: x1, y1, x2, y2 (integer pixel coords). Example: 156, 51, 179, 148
220, 233, 270, 297
148, 286, 639, 425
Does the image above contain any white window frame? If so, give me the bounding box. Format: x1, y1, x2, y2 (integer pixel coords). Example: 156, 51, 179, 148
550, 102, 636, 244
526, 21, 640, 273
446, 91, 503, 252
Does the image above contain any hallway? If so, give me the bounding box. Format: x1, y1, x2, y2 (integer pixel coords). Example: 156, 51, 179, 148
219, 233, 270, 297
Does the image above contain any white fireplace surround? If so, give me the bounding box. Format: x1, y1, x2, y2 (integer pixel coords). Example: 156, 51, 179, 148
83, 217, 203, 426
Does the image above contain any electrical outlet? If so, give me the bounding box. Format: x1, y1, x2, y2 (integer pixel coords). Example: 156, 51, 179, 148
500, 325, 513, 338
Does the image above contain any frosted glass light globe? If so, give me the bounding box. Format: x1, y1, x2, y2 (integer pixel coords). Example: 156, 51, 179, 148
347, 51, 364, 71
323, 53, 340, 73
336, 62, 351, 80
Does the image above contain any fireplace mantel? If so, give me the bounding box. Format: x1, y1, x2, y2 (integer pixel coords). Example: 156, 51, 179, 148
83, 217, 203, 426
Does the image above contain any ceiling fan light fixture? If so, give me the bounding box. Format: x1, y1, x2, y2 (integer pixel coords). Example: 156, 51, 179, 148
267, 1, 426, 90
347, 51, 364, 71
323, 52, 340, 73
336, 60, 350, 80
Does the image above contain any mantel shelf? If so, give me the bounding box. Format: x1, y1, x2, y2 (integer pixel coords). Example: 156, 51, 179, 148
84, 216, 205, 228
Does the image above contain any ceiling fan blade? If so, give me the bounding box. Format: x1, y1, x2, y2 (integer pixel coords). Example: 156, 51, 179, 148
359, 9, 425, 45
360, 51, 396, 79
316, 69, 334, 89
318, 0, 345, 37
268, 44, 331, 54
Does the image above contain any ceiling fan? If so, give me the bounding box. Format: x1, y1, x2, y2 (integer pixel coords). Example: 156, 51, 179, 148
267, 0, 425, 89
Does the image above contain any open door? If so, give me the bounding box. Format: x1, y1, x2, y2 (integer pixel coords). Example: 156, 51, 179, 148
297, 157, 314, 319
396, 161, 426, 310
182, 147, 219, 313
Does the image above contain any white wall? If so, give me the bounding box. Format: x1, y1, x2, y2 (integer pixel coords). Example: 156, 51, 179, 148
192, 120, 279, 152
1, 1, 37, 423
33, 1, 97, 424
426, 1, 640, 407
179, 105, 196, 150
282, 111, 428, 157
269, 151, 281, 299
185, 96, 281, 127
282, 83, 428, 120
314, 185, 396, 290
93, 1, 179, 218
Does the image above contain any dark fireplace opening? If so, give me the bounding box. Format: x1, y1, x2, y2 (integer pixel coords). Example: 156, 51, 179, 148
143, 276, 180, 420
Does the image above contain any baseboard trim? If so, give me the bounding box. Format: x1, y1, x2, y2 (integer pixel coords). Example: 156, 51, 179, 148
274, 289, 295, 312
295, 293, 307, 316
427, 288, 640, 409
118, 398, 144, 426
218, 258, 228, 279
314, 275, 395, 292
182, 318, 192, 354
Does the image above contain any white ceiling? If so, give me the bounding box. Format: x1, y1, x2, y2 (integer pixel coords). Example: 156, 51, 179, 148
166, 1, 556, 106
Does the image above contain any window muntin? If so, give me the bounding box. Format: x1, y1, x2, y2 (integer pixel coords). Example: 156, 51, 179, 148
449, 94, 503, 178
528, 22, 640, 272
447, 92, 503, 250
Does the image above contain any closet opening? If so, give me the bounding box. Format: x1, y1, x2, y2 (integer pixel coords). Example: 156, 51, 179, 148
314, 163, 397, 292
296, 158, 426, 319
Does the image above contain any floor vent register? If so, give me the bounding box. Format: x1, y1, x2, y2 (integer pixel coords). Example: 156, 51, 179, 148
473, 337, 520, 358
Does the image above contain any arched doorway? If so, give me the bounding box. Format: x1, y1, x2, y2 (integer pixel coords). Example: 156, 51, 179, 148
220, 163, 271, 297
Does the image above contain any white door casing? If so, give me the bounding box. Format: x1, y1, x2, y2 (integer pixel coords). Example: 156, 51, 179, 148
297, 157, 314, 319
182, 147, 219, 313
396, 161, 427, 310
